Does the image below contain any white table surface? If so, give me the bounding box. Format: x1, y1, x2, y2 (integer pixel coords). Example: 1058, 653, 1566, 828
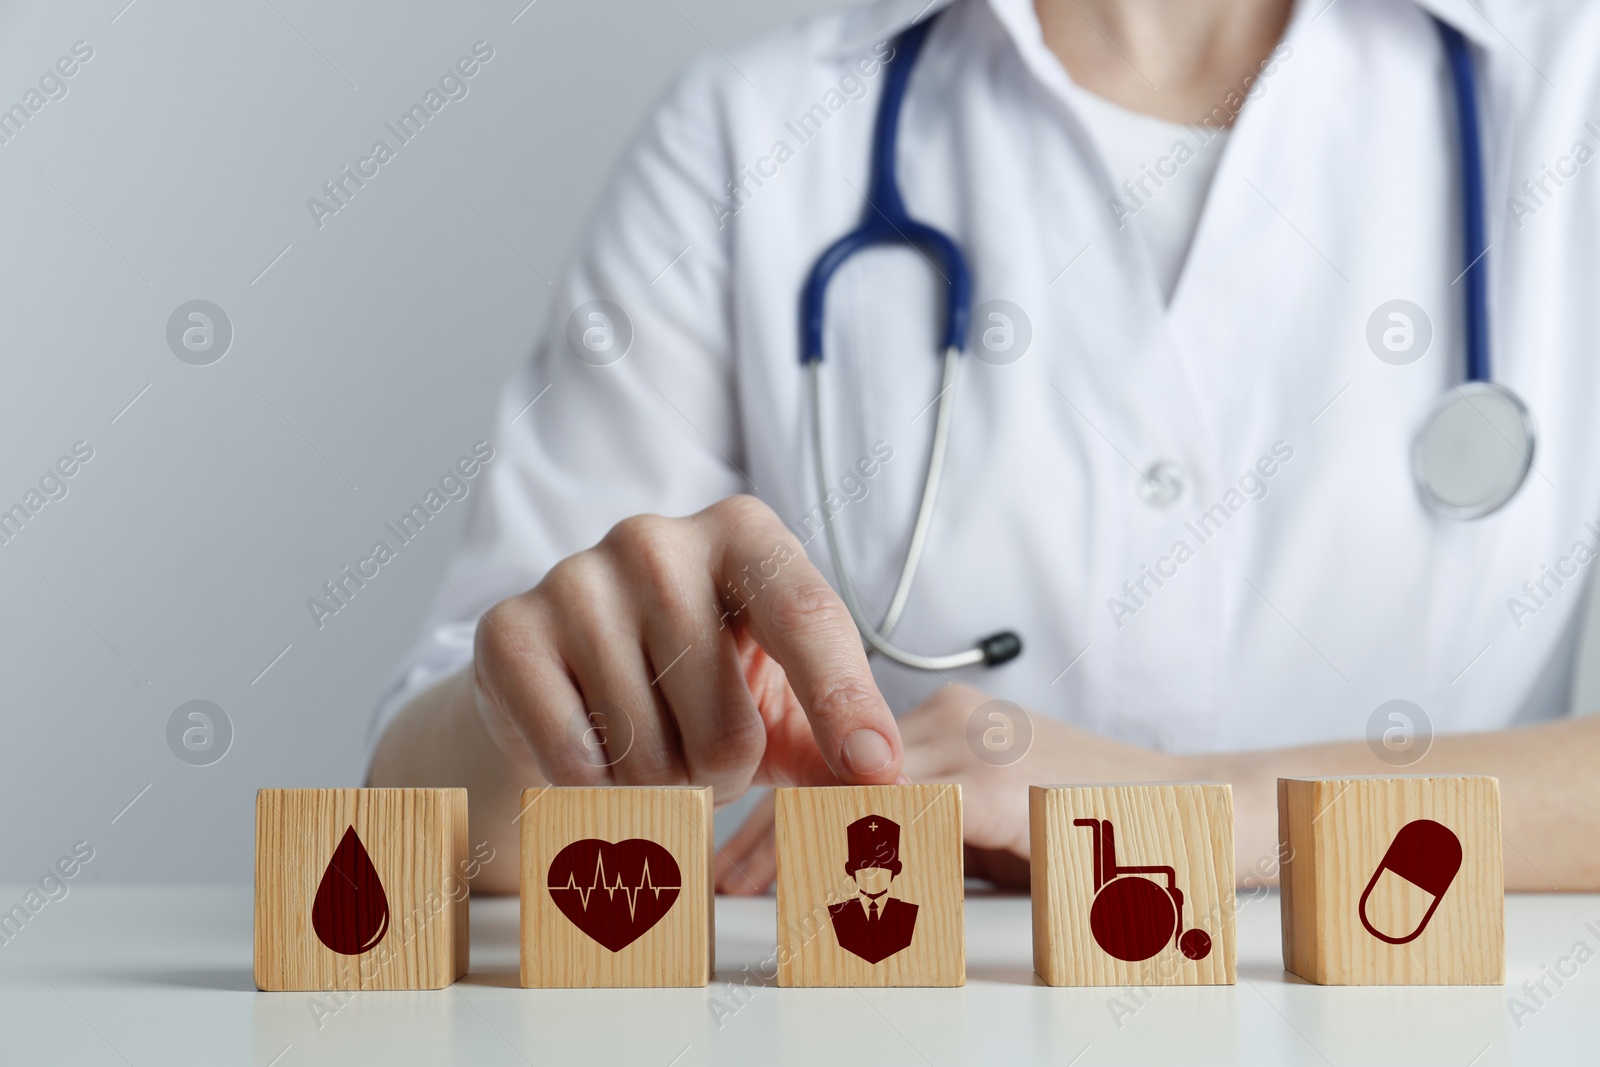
0, 886, 1593, 1065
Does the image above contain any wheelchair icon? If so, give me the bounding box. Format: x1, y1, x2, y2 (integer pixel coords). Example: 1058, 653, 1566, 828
1074, 818, 1212, 963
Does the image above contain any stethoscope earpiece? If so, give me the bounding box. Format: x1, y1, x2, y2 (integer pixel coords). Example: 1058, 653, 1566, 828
978, 632, 1023, 666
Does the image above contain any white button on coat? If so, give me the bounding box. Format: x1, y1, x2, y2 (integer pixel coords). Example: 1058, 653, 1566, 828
369, 0, 1600, 760
1137, 460, 1187, 509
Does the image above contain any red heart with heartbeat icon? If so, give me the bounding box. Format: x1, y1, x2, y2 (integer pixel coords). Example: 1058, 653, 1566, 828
547, 838, 682, 952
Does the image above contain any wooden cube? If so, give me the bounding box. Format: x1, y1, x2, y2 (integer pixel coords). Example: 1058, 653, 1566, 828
1278, 775, 1504, 985
254, 788, 469, 991
519, 786, 712, 988
1030, 783, 1236, 986
774, 784, 964, 987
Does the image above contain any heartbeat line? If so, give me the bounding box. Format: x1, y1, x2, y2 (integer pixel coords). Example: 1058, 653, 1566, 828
556, 854, 680, 920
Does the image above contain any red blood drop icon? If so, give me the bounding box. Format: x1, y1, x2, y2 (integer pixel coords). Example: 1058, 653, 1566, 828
312, 826, 390, 955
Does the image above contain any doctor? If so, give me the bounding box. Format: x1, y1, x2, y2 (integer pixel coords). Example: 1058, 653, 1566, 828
370, 0, 1600, 894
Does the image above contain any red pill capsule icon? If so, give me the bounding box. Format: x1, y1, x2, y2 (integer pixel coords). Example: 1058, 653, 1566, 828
1357, 819, 1462, 945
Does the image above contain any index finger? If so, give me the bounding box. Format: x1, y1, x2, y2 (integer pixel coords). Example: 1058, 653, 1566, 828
704, 497, 902, 785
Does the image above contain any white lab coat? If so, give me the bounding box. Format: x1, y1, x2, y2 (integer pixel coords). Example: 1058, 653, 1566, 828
370, 0, 1600, 759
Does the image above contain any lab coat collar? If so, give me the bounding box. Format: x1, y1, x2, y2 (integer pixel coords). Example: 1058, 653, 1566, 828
821, 0, 959, 58
823, 0, 1507, 62
819, 0, 1068, 99
1406, 0, 1507, 55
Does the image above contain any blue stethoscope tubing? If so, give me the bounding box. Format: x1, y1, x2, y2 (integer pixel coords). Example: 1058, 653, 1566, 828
801, 14, 1020, 672
801, 13, 1532, 673
1440, 20, 1489, 385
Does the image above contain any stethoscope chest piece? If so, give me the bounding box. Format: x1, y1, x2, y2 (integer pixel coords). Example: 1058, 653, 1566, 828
1412, 381, 1535, 519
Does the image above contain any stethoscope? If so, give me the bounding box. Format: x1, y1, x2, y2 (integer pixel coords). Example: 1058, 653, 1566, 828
800, 12, 1533, 673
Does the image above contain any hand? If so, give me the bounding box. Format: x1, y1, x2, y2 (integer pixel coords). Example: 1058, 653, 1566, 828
715, 683, 1185, 893
470, 495, 905, 803
899, 684, 1186, 885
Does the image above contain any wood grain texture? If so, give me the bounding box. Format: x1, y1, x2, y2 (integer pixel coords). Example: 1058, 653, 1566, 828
774, 785, 964, 987
1031, 783, 1235, 986
1278, 775, 1504, 985
254, 788, 469, 991
519, 786, 713, 988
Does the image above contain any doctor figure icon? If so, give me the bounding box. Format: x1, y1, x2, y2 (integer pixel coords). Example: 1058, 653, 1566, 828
828, 814, 918, 964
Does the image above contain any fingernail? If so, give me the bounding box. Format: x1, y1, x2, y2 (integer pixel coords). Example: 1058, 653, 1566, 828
841, 729, 893, 777
894, 773, 912, 785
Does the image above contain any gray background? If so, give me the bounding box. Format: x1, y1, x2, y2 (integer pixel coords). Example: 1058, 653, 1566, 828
3, 0, 1599, 886
0, 0, 845, 885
